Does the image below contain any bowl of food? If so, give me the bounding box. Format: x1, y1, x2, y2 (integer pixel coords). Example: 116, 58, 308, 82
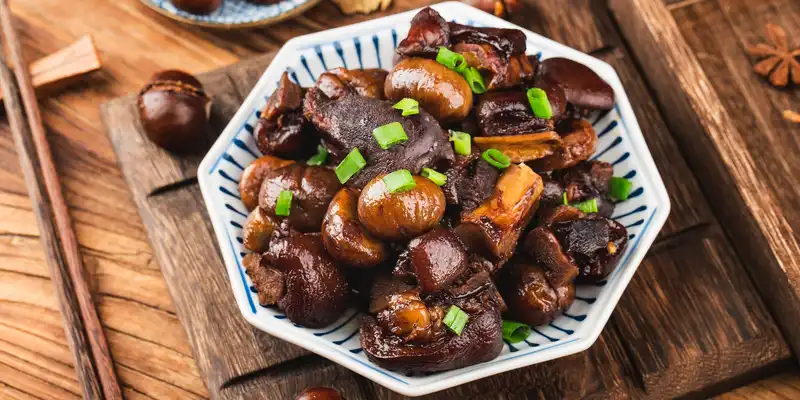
197, 2, 670, 396
140, 0, 323, 29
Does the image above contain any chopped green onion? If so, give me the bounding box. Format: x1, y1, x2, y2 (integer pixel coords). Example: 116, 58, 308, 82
562, 192, 568, 205
502, 320, 531, 344
421, 168, 447, 186
382, 169, 416, 193
275, 190, 293, 216
573, 198, 599, 214
306, 144, 328, 166
610, 177, 633, 201
463, 67, 486, 94
392, 98, 420, 117
436, 47, 468, 73
449, 130, 472, 156
335, 148, 367, 184
527, 88, 553, 119
442, 305, 469, 335
372, 122, 409, 150
482, 148, 511, 169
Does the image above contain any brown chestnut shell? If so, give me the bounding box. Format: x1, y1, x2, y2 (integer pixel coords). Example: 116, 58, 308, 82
357, 174, 446, 241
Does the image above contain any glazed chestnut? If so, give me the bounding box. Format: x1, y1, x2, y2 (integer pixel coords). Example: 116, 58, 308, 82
259, 164, 341, 232
172, 0, 222, 14
530, 119, 597, 172
498, 261, 575, 326
254, 72, 318, 159
361, 272, 504, 372
265, 232, 349, 327
357, 174, 446, 241
322, 188, 388, 268
242, 207, 279, 253
394, 227, 469, 293
138, 70, 211, 153
385, 58, 473, 123
455, 163, 542, 263
243, 253, 285, 307
295, 387, 342, 400
535, 58, 615, 111
239, 155, 295, 211
316, 68, 389, 100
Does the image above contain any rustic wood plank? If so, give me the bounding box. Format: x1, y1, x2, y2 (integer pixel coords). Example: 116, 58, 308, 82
609, 0, 800, 362
718, 370, 800, 400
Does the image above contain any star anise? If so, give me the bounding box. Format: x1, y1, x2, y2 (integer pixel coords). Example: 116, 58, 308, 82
746, 23, 800, 87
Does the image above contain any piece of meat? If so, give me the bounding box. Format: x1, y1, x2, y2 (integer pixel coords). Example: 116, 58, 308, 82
530, 119, 597, 172
448, 22, 526, 59
441, 146, 499, 212
396, 7, 450, 58
303, 87, 455, 188
535, 57, 614, 111
254, 72, 319, 159
316, 67, 388, 100
394, 227, 469, 294
475, 91, 553, 136
243, 253, 285, 307
538, 160, 615, 217
454, 43, 535, 90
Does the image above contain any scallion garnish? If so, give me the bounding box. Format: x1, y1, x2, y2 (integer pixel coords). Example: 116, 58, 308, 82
335, 148, 367, 184
442, 305, 469, 335
372, 122, 409, 150
392, 98, 420, 117
527, 88, 553, 119
449, 130, 472, 156
463, 67, 486, 94
421, 168, 447, 186
482, 148, 511, 169
383, 169, 416, 193
502, 320, 531, 344
275, 190, 293, 216
436, 47, 468, 73
610, 177, 633, 201
562, 192, 568, 205
306, 144, 328, 166
573, 198, 599, 214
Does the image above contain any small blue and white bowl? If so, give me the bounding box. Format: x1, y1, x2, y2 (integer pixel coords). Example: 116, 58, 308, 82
198, 2, 670, 396
140, 0, 322, 28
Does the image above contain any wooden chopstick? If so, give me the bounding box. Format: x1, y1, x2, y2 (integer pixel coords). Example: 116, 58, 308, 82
0, 1, 122, 398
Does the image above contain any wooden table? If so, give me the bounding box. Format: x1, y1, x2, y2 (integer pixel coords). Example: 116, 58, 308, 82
0, 0, 798, 399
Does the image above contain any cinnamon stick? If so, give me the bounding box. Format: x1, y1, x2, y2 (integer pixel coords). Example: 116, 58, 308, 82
0, 1, 122, 398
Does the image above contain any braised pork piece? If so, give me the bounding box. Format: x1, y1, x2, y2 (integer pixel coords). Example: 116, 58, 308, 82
239, 7, 630, 373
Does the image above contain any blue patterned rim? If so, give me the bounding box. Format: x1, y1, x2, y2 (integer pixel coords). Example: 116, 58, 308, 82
142, 0, 319, 27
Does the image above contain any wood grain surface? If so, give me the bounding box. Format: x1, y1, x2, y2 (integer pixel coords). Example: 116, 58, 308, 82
0, 0, 798, 399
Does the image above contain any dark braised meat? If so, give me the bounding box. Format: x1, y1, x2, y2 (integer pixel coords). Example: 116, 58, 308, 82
498, 260, 575, 326
243, 253, 286, 307
456, 164, 542, 263
303, 87, 455, 188
396, 7, 451, 58
265, 232, 349, 327
394, 227, 469, 294
530, 119, 597, 171
455, 43, 535, 90
539, 160, 615, 217
441, 147, 499, 212
254, 72, 319, 159
448, 22, 526, 59
258, 163, 341, 232
525, 205, 628, 282
385, 58, 473, 123
361, 270, 503, 372
322, 187, 388, 268
535, 58, 614, 112
476, 91, 553, 136
316, 67, 389, 100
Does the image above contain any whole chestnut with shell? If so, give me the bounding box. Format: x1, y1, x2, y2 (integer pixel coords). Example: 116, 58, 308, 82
138, 70, 211, 153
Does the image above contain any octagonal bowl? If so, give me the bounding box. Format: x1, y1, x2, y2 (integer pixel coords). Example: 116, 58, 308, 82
197, 2, 671, 396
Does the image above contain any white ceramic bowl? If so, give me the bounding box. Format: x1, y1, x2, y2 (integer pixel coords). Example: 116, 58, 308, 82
198, 2, 670, 396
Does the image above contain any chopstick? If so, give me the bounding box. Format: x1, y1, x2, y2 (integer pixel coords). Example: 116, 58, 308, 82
0, 1, 122, 399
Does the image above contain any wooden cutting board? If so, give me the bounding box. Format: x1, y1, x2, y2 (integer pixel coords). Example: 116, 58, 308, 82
100, 1, 795, 398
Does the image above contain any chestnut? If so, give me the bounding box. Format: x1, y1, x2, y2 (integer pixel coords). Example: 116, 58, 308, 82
322, 188, 388, 268
498, 261, 575, 326
376, 290, 444, 343
242, 207, 279, 253
316, 67, 388, 100
138, 70, 211, 153
295, 387, 342, 400
259, 163, 341, 232
385, 58, 473, 123
357, 174, 446, 241
239, 155, 294, 211
394, 227, 468, 294
172, 0, 222, 14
